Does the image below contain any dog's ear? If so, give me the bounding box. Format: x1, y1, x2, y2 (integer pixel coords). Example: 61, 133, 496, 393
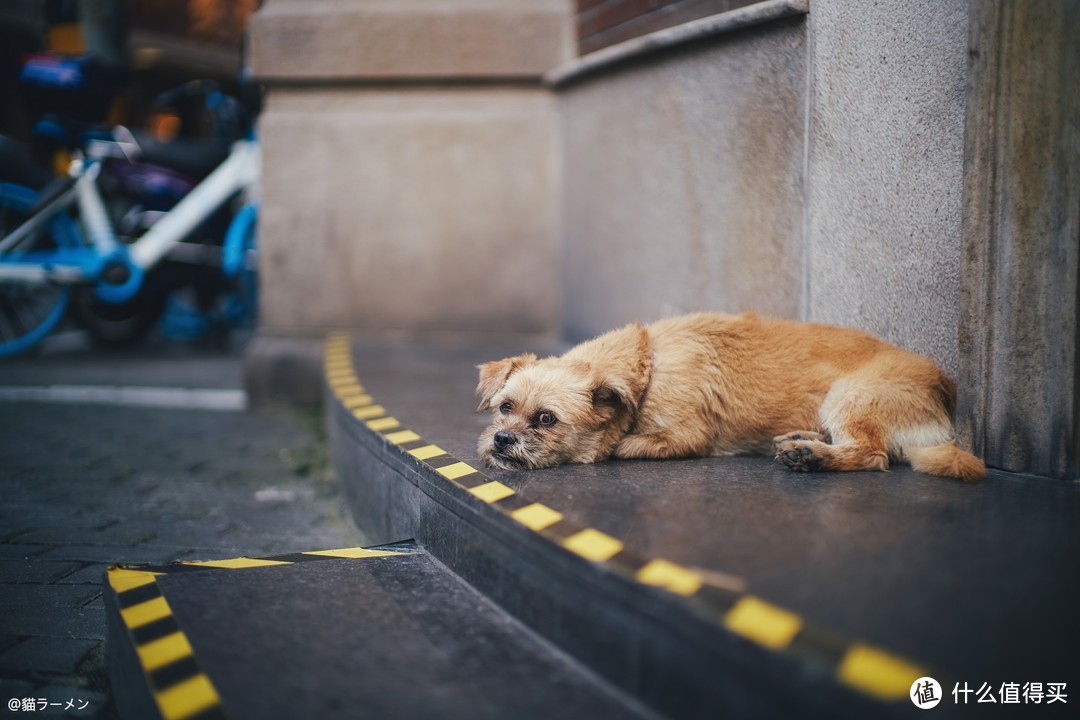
587, 324, 651, 422
591, 378, 638, 421
591, 382, 633, 419
475, 353, 537, 411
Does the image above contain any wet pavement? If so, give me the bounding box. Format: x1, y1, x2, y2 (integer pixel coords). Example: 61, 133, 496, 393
0, 331, 365, 718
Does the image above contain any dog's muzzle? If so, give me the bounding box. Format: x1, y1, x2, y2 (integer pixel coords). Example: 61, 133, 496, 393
493, 430, 517, 452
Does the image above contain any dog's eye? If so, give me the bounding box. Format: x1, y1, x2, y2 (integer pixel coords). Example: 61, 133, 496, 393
499, 401, 512, 414
537, 411, 557, 427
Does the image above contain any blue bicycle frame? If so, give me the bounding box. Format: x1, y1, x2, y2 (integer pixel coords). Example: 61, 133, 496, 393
0, 138, 259, 300
0, 135, 259, 356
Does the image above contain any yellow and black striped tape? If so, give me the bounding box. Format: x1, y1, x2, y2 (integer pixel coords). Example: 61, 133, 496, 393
325, 333, 943, 704
107, 546, 403, 720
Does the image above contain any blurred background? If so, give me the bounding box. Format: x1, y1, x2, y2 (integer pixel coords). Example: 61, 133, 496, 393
0, 0, 1075, 477
0, 0, 257, 139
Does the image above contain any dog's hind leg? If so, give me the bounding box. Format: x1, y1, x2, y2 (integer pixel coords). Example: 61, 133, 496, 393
775, 365, 979, 479
772, 430, 829, 446
775, 375, 898, 474
774, 424, 890, 473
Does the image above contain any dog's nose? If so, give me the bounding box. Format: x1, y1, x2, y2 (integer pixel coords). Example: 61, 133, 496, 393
493, 430, 517, 451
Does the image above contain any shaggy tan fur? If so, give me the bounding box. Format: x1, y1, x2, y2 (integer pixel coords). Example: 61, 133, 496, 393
475, 312, 985, 482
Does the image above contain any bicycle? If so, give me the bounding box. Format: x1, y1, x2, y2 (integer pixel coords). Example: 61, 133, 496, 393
0, 77, 261, 357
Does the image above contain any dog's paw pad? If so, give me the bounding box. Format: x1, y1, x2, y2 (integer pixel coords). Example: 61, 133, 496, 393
774, 441, 823, 472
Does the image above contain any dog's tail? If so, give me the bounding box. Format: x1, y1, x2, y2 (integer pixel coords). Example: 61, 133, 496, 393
907, 441, 986, 483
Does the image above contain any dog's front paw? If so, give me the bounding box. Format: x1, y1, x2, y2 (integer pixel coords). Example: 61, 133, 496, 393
774, 440, 824, 472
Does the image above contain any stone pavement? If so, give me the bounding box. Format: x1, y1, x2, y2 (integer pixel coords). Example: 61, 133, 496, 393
0, 332, 365, 718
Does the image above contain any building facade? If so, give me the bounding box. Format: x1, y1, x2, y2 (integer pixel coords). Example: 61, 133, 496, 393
249, 0, 1079, 479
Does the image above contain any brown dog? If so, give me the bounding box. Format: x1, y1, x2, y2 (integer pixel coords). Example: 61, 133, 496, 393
475, 312, 985, 481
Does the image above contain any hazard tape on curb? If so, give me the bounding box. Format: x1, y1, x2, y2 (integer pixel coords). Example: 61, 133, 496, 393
107, 547, 405, 720
325, 333, 942, 705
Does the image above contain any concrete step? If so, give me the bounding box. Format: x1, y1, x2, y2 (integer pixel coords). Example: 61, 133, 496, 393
322, 334, 1080, 718
104, 543, 647, 720
104, 333, 1080, 719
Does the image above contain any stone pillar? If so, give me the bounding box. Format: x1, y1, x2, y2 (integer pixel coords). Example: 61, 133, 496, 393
245, 0, 573, 405
958, 0, 1080, 479
804, 0, 970, 377
554, 3, 810, 341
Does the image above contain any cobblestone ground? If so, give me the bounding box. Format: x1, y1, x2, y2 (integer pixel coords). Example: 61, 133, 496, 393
0, 349, 364, 718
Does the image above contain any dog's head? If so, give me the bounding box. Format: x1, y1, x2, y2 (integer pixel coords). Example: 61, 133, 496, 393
475, 326, 651, 470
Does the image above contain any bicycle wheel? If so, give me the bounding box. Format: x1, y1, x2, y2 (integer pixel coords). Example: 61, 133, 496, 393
0, 183, 79, 357
70, 281, 168, 349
